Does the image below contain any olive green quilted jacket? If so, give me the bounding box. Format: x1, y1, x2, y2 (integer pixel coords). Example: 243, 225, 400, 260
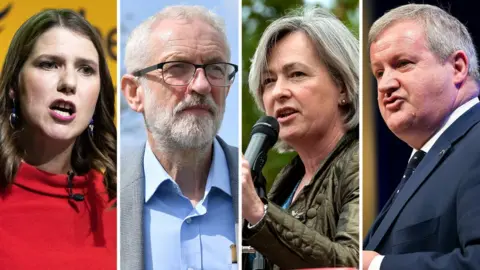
243, 129, 359, 269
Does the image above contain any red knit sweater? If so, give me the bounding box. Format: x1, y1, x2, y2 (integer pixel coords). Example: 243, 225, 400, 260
0, 162, 116, 269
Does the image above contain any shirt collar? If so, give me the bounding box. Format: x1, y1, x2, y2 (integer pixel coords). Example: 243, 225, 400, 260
143, 141, 174, 202
143, 137, 231, 203
206, 138, 231, 197
411, 98, 479, 158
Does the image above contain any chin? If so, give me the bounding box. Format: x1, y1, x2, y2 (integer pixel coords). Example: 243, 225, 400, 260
386, 116, 415, 136
279, 130, 301, 145
43, 128, 82, 142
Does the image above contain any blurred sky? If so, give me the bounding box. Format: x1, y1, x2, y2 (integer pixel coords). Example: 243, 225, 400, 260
119, 0, 240, 149
306, 0, 335, 8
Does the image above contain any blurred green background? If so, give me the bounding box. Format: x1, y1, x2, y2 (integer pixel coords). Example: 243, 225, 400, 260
241, 0, 359, 190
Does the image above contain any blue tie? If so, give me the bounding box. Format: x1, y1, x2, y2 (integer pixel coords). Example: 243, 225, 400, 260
392, 150, 427, 200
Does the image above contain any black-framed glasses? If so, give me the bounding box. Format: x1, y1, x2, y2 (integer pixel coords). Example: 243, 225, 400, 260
132, 61, 238, 87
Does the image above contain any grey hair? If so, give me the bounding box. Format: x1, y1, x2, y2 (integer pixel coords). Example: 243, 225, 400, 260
248, 7, 359, 138
369, 4, 479, 79
124, 5, 230, 74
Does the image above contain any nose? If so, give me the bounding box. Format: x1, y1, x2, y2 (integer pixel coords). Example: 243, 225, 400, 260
58, 66, 77, 94
377, 69, 400, 97
270, 78, 291, 101
187, 68, 212, 96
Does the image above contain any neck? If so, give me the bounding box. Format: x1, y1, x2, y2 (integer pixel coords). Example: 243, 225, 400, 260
292, 123, 346, 180
147, 133, 213, 204
19, 130, 75, 174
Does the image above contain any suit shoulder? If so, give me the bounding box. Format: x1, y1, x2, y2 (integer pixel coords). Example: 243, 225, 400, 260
216, 136, 238, 155
120, 143, 146, 189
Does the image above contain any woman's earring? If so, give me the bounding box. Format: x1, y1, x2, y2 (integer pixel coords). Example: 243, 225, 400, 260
9, 99, 19, 129
340, 99, 347, 105
88, 119, 94, 137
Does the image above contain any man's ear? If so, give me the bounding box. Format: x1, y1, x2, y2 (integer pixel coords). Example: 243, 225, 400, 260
121, 74, 145, 113
451, 50, 469, 89
225, 85, 231, 98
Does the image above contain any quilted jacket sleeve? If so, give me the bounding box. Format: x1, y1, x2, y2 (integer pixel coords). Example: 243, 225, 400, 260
243, 160, 359, 268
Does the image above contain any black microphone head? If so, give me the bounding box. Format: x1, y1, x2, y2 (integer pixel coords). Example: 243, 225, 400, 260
251, 116, 279, 144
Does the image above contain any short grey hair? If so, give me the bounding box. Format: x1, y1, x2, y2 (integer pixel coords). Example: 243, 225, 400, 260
248, 7, 359, 133
369, 4, 479, 79
124, 5, 230, 74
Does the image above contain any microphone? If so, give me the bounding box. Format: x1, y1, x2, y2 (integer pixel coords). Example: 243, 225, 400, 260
244, 116, 280, 179
67, 171, 84, 202
244, 116, 278, 270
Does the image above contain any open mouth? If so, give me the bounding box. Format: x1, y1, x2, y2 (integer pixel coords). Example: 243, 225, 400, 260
49, 100, 76, 118
276, 107, 298, 119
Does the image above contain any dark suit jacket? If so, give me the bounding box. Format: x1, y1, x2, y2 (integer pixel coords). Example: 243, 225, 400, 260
120, 136, 239, 270
364, 102, 480, 269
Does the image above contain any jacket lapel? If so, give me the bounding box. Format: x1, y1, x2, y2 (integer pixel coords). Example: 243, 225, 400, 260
367, 103, 480, 250
363, 190, 396, 248
216, 136, 239, 245
120, 144, 146, 270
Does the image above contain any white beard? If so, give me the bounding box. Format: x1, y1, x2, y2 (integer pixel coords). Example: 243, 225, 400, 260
143, 84, 225, 150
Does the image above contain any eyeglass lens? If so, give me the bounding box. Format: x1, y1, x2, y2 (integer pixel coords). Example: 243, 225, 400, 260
162, 62, 236, 86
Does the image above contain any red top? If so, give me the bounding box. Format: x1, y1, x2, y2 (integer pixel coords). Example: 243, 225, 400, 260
0, 162, 116, 270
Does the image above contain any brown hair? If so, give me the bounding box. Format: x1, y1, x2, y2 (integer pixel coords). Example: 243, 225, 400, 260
0, 9, 116, 199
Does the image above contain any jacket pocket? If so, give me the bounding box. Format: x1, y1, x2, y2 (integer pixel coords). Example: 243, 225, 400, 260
391, 216, 440, 251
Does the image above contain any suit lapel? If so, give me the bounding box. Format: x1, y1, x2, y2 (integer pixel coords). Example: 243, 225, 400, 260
367, 144, 450, 250
216, 136, 239, 246
363, 189, 396, 248
367, 103, 480, 250
120, 144, 146, 270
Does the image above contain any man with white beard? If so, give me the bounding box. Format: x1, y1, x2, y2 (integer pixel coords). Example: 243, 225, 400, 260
119, 5, 239, 270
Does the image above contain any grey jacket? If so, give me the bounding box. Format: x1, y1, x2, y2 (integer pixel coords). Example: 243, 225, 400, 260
120, 136, 239, 270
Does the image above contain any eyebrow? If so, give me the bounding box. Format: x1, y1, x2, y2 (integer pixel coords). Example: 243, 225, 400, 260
204, 55, 227, 63
34, 54, 99, 67
371, 51, 413, 71
163, 53, 226, 64
370, 61, 382, 71
263, 62, 307, 76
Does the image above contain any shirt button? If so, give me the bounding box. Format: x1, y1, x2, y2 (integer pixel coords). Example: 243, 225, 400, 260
396, 190, 399, 194
186, 218, 192, 224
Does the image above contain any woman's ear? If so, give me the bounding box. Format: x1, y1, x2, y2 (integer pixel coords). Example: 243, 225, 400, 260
9, 89, 15, 100
338, 87, 348, 105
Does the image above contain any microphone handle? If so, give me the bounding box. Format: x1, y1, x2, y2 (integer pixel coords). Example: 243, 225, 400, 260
244, 134, 268, 174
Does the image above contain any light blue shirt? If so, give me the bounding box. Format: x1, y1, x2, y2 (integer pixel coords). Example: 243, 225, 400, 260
143, 138, 236, 270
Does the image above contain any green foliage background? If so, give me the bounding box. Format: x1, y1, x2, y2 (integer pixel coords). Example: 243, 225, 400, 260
241, 0, 359, 190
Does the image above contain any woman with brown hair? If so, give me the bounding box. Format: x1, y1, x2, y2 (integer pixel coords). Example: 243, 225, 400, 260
0, 9, 116, 269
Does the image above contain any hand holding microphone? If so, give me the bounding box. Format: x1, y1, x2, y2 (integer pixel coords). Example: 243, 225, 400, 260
242, 116, 279, 225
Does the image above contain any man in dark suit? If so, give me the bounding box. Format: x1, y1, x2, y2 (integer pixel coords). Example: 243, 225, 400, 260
363, 4, 480, 270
